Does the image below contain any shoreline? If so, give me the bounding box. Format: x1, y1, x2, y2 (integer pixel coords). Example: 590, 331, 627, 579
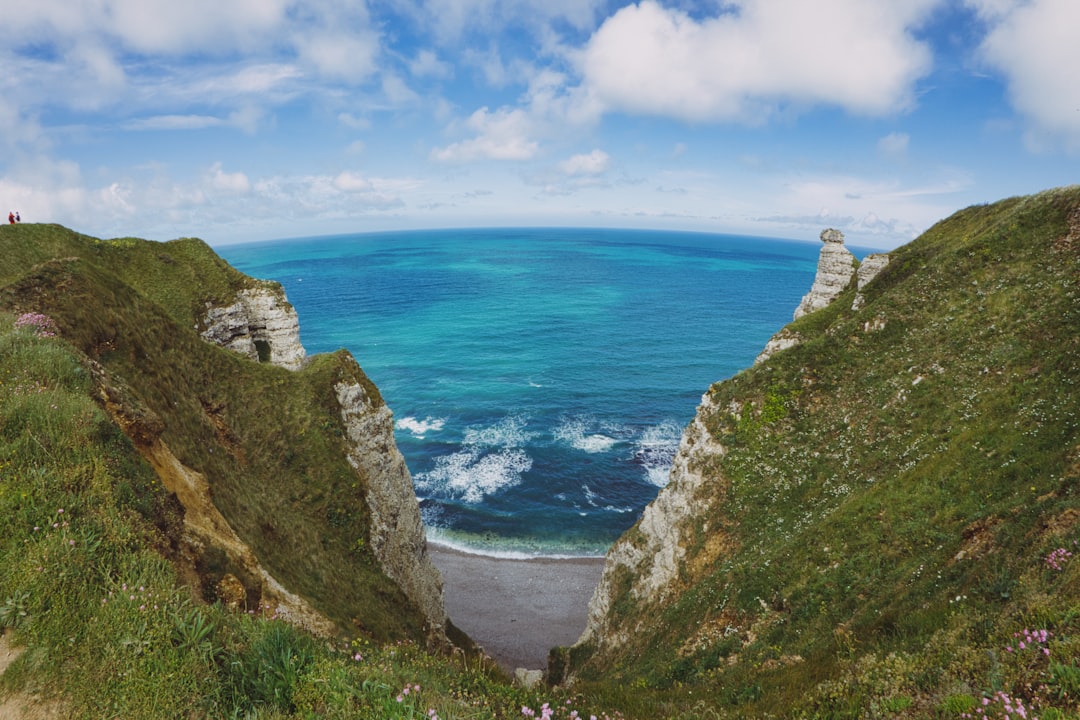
427, 542, 605, 673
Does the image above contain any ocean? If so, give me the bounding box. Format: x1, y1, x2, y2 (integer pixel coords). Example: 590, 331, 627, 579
219, 227, 832, 557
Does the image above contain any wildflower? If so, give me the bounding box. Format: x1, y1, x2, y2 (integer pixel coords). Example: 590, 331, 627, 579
14, 313, 58, 338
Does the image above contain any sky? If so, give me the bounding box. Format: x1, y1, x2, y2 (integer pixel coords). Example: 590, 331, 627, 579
1, 0, 1078, 250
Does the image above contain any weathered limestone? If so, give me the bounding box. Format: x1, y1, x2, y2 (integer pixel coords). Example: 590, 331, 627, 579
792, 229, 856, 320
201, 283, 306, 370
335, 379, 448, 645
851, 253, 891, 311
576, 391, 726, 655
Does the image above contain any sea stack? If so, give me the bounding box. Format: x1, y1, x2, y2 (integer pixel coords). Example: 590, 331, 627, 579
792, 228, 856, 320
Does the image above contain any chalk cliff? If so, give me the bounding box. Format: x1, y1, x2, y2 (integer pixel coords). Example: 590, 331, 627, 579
756, 232, 890, 365
335, 375, 447, 644
201, 283, 307, 370
792, 228, 856, 320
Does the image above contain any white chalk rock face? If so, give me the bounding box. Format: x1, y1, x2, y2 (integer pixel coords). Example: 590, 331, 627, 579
793, 229, 856, 320
577, 391, 726, 654
201, 283, 307, 370
851, 253, 891, 311
335, 379, 447, 644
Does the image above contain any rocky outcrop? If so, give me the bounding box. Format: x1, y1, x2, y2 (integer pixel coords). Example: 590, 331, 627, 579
335, 379, 447, 645
754, 328, 801, 366
201, 283, 306, 370
576, 390, 727, 657
851, 253, 891, 311
792, 229, 856, 320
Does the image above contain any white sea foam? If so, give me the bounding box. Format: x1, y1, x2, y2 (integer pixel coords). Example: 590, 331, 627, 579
424, 528, 604, 559
462, 414, 533, 448
554, 416, 620, 453
582, 484, 599, 507
395, 415, 447, 438
414, 447, 532, 504
635, 420, 683, 487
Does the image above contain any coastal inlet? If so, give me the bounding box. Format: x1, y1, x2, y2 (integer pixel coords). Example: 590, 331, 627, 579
220, 227, 826, 556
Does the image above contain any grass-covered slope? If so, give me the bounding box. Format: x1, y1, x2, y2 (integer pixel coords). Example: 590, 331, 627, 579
566, 188, 1080, 718
0, 225, 433, 641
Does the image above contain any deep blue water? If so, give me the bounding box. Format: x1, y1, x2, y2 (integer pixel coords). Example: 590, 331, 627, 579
219, 227, 826, 557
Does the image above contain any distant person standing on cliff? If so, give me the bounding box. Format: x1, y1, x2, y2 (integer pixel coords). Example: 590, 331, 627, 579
7, 212, 13, 224
15, 212, 19, 222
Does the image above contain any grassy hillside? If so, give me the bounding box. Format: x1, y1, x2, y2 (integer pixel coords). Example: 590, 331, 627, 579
564, 188, 1080, 717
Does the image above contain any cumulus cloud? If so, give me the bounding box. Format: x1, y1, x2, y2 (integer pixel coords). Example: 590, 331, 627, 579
333, 171, 374, 192
292, 30, 380, 83
559, 149, 611, 176
577, 0, 941, 123
10, 0, 291, 56
431, 107, 540, 162
967, 0, 1080, 151
410, 50, 454, 79
207, 163, 251, 193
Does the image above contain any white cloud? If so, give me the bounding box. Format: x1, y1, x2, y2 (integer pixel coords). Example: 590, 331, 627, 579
126, 115, 224, 131
431, 107, 540, 162
207, 163, 251, 193
410, 50, 454, 79
559, 149, 610, 176
968, 0, 1080, 151
293, 30, 380, 83
577, 0, 941, 123
338, 113, 371, 131
333, 171, 374, 193
10, 0, 291, 56
877, 132, 910, 159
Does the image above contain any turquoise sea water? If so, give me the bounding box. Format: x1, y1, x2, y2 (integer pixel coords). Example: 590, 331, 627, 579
219, 228, 831, 557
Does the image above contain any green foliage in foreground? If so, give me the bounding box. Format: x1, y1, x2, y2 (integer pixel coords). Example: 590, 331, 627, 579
564, 187, 1080, 717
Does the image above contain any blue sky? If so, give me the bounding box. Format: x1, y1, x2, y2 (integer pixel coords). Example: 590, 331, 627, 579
2, 0, 1078, 249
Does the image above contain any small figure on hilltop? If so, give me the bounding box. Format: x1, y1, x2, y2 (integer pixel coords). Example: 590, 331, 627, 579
7, 211, 13, 224
15, 211, 19, 222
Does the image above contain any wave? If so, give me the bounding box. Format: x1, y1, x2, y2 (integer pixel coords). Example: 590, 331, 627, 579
462, 414, 534, 448
414, 447, 532, 504
395, 415, 447, 438
553, 416, 623, 453
634, 420, 683, 487
424, 527, 607, 560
